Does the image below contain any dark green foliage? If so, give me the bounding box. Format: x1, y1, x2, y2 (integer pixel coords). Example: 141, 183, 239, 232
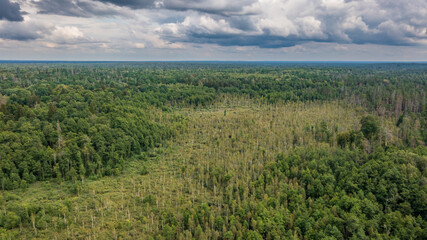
140, 165, 149, 175
0, 69, 189, 190
337, 130, 363, 148
143, 194, 156, 205
1, 212, 20, 229
169, 147, 426, 239
361, 115, 380, 139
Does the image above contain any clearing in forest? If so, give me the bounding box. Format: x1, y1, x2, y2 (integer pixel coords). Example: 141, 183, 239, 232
3, 99, 368, 239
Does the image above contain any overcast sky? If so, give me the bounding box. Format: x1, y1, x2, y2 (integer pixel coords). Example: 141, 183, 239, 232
0, 0, 426, 61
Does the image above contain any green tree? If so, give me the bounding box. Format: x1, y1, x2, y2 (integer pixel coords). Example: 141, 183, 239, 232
360, 115, 380, 140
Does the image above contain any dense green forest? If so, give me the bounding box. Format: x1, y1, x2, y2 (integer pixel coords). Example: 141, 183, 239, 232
0, 62, 426, 239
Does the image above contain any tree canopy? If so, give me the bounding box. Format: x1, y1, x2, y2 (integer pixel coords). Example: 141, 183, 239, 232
0, 62, 426, 239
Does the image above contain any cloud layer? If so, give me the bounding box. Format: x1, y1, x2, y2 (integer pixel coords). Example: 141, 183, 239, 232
156, 0, 427, 47
0, 0, 426, 60
0, 0, 24, 21
33, 0, 123, 17
0, 21, 51, 40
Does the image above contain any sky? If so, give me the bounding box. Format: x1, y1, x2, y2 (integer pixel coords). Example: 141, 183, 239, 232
0, 0, 426, 61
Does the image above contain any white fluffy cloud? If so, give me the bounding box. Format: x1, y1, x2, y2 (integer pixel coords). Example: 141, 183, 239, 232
50, 26, 86, 44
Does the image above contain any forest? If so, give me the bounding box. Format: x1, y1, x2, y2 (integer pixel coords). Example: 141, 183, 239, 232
0, 62, 426, 239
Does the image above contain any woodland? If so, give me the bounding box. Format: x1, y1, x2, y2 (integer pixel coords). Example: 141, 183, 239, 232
0, 62, 426, 239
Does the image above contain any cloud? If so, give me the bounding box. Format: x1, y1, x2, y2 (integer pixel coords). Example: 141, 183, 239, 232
0, 0, 24, 21
50, 26, 87, 44
34, 0, 257, 17
96, 0, 155, 8
33, 0, 123, 17
17, 0, 427, 51
156, 0, 427, 48
95, 0, 257, 16
160, 0, 258, 16
0, 21, 52, 40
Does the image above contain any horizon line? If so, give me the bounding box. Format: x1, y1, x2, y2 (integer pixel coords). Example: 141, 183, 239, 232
0, 60, 426, 64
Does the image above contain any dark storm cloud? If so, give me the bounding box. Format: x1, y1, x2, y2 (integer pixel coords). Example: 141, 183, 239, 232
33, 0, 123, 17
162, 20, 326, 49
228, 16, 257, 32
95, 0, 256, 15
0, 0, 24, 21
0, 22, 51, 40
34, 0, 255, 16
174, 34, 301, 48
95, 0, 155, 8
170, 20, 424, 49
161, 0, 258, 16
